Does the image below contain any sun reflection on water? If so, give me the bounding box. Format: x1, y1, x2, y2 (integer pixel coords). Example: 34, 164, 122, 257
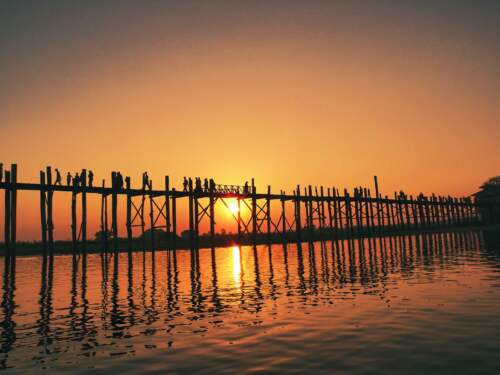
232, 245, 241, 288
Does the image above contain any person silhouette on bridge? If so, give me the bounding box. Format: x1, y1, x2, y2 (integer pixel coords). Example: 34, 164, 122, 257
183, 177, 188, 192
142, 172, 150, 190
74, 172, 80, 187
66, 172, 72, 186
210, 178, 215, 192
204, 178, 209, 192
0, 163, 3, 183
195, 177, 202, 192
54, 169, 62, 186
244, 181, 249, 194
88, 170, 94, 188
117, 172, 124, 190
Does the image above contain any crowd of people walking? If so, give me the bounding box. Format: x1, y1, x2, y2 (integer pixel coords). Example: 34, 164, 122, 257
54, 168, 94, 187
183, 177, 217, 193
0, 163, 250, 195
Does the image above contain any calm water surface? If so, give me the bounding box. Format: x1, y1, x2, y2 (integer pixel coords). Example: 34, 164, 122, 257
1, 230, 500, 374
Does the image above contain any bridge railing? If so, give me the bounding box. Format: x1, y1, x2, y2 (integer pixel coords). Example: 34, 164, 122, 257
215, 184, 250, 194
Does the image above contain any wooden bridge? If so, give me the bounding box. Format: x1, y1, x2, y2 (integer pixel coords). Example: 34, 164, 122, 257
0, 163, 479, 255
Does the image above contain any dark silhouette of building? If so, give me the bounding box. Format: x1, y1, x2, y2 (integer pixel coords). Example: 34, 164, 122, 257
473, 176, 500, 224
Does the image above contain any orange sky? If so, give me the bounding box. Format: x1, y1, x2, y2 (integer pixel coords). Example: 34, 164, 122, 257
1, 1, 499, 240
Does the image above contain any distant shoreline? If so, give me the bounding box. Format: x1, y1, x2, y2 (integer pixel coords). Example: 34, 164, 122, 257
1, 223, 496, 257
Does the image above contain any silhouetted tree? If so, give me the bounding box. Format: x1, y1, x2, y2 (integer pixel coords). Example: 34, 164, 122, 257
95, 230, 113, 241
480, 176, 500, 189
475, 176, 500, 224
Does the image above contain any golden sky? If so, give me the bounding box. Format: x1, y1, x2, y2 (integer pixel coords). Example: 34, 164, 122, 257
1, 1, 499, 240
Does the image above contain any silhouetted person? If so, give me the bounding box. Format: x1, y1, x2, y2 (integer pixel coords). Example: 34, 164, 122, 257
195, 177, 202, 192
188, 177, 193, 192
142, 172, 149, 190
0, 163, 3, 183
117, 172, 124, 190
74, 172, 80, 187
244, 181, 249, 194
66, 172, 72, 186
183, 177, 188, 192
54, 169, 62, 186
88, 170, 94, 187
210, 178, 215, 192
204, 178, 209, 192
125, 176, 130, 189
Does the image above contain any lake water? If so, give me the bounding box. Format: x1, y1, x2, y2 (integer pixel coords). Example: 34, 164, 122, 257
1, 230, 500, 374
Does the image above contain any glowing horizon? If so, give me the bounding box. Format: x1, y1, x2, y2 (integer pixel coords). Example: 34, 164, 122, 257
1, 1, 499, 240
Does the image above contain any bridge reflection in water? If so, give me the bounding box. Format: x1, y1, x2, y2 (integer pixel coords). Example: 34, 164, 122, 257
1, 229, 499, 373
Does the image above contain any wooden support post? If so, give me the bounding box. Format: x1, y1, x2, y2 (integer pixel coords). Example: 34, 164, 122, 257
438, 196, 445, 227
354, 188, 361, 232
10, 164, 17, 254
398, 192, 404, 230
188, 179, 194, 248
172, 188, 177, 249
165, 176, 171, 237
319, 186, 326, 237
209, 187, 215, 246
374, 176, 381, 232
140, 193, 145, 249
362, 188, 369, 233
111, 173, 118, 252
45, 167, 54, 252
327, 188, 333, 235
308, 185, 313, 240
100, 186, 106, 251
237, 196, 242, 241
4, 171, 11, 254
409, 195, 416, 229
460, 198, 466, 224
252, 179, 257, 243
81, 169, 87, 252
333, 188, 340, 237
368, 189, 375, 232
126, 178, 132, 252
281, 191, 286, 241
394, 192, 401, 229
345, 189, 353, 234
266, 185, 271, 242
40, 171, 47, 253
194, 192, 199, 248
333, 188, 344, 237
295, 186, 302, 242
403, 193, 410, 230
424, 196, 431, 228
386, 196, 393, 229
71, 187, 77, 253
149, 183, 155, 250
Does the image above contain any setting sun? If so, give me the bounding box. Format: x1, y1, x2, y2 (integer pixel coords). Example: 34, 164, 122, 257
228, 200, 239, 215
